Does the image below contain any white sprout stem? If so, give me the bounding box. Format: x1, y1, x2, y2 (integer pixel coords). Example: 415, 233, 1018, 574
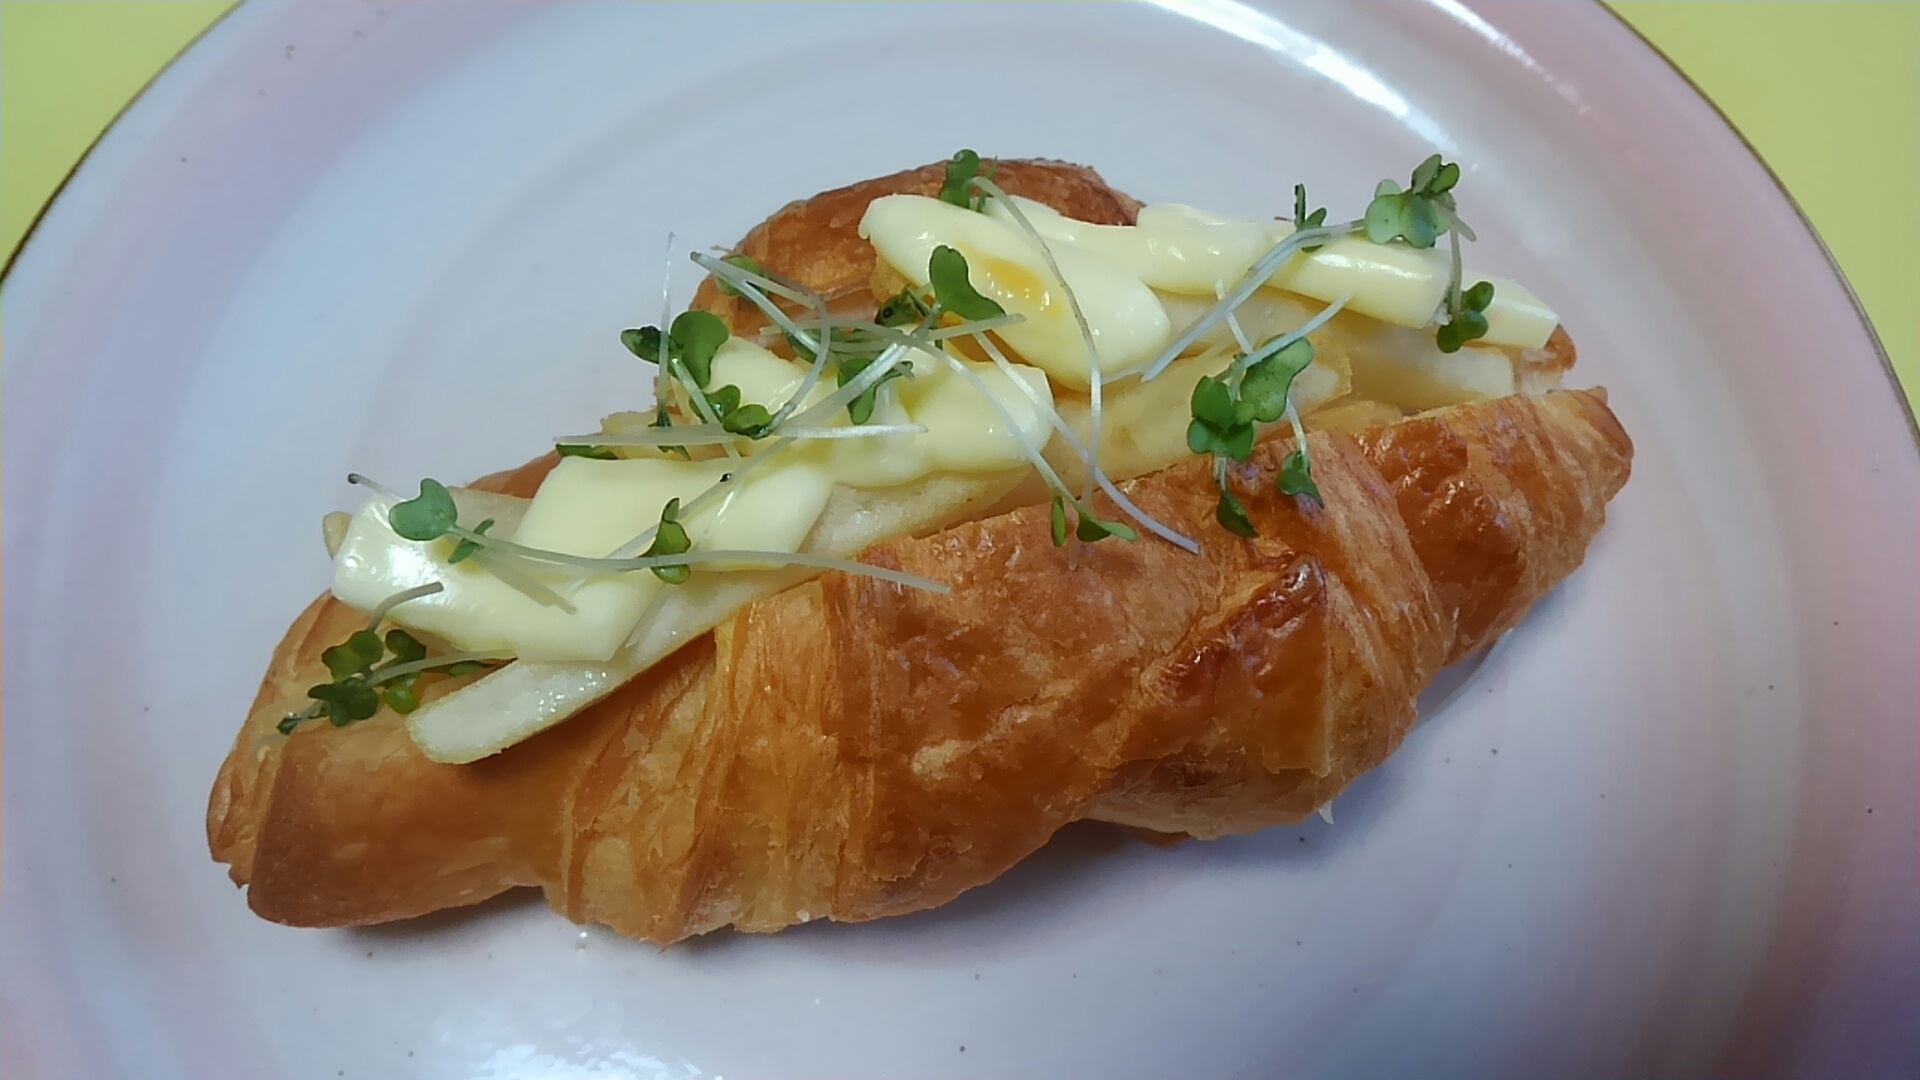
1139, 219, 1361, 382
601, 340, 916, 560
1230, 294, 1352, 379
933, 350, 1082, 513
606, 456, 777, 559
694, 250, 820, 309
781, 311, 1026, 345
655, 233, 675, 428
669, 356, 741, 462
778, 423, 926, 440
691, 251, 821, 354
1283, 395, 1312, 471
1222, 299, 1257, 360
468, 548, 579, 614
557, 423, 927, 448
347, 473, 402, 500
713, 270, 838, 430
365, 582, 445, 631
342, 473, 565, 613
1433, 201, 1476, 243
368, 650, 514, 687
969, 176, 1106, 507
777, 341, 915, 429
1446, 229, 1463, 317
690, 252, 846, 433
969, 331, 1198, 553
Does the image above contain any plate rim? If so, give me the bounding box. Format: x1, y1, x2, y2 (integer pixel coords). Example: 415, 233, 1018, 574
3, 0, 1911, 449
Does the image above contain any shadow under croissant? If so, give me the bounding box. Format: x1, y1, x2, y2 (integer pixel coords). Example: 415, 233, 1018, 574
342, 646, 1495, 954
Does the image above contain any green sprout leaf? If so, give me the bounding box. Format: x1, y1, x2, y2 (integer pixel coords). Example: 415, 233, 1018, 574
1238, 337, 1314, 423
283, 599, 501, 735
669, 309, 729, 388
927, 245, 1005, 321
1462, 279, 1495, 311
837, 354, 907, 424
1187, 374, 1258, 462
309, 679, 379, 726
321, 629, 384, 679
1293, 183, 1328, 251
714, 253, 765, 297
1050, 494, 1069, 547
1216, 488, 1257, 538
556, 444, 617, 460
940, 149, 983, 208
875, 288, 930, 329
1278, 448, 1323, 505
1074, 509, 1138, 544
1190, 374, 1237, 429
643, 497, 693, 584
388, 478, 458, 542
1363, 155, 1462, 251
448, 517, 495, 564
721, 403, 773, 437
1436, 279, 1495, 353
381, 674, 421, 715
704, 383, 743, 419
384, 628, 427, 664
621, 326, 666, 364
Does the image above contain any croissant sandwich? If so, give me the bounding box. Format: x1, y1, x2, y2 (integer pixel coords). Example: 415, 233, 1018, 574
208, 154, 1632, 943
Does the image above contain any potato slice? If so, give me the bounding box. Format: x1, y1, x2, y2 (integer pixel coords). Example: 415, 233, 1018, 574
407, 470, 1023, 763
1304, 397, 1405, 434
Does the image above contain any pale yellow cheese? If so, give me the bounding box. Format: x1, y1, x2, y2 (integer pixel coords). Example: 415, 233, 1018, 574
329, 490, 650, 664
904, 360, 1054, 474
859, 194, 1171, 388
984, 194, 1558, 350
330, 455, 834, 664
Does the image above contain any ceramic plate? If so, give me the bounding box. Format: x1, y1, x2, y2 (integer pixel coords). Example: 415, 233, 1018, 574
4, 2, 1915, 1077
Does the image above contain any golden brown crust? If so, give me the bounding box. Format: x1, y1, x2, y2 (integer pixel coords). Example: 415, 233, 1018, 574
209, 391, 1629, 939
208, 160, 1633, 942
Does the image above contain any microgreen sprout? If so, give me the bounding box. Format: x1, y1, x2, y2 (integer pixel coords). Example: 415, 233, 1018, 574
280, 582, 505, 735
1364, 154, 1460, 250
712, 253, 765, 297
875, 287, 930, 328
1277, 447, 1321, 503
969, 329, 1197, 551
1138, 217, 1360, 382
930, 345, 1133, 547
928, 244, 1006, 321
966, 173, 1110, 514
387, 479, 459, 542
939, 148, 998, 211
556, 444, 618, 460
1436, 279, 1495, 353
837, 354, 908, 424
350, 473, 578, 612
688, 250, 839, 432
448, 518, 494, 564
1293, 183, 1328, 251
1187, 313, 1327, 533
642, 498, 693, 584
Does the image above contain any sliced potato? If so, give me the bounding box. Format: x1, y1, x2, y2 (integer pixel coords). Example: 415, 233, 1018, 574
1303, 397, 1405, 434
407, 469, 1024, 763
1328, 310, 1516, 411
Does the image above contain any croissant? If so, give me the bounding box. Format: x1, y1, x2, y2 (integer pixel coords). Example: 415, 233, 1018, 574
208, 161, 1632, 943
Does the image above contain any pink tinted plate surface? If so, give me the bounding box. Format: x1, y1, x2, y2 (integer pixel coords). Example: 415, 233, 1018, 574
3, 2, 1914, 1077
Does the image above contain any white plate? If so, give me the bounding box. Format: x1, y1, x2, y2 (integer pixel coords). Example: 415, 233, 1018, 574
4, 2, 1915, 1077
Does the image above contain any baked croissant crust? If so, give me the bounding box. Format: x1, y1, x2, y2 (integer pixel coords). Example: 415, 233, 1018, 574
207, 161, 1633, 943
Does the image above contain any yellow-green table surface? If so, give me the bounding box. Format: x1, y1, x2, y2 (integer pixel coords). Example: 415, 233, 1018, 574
3, 1, 1914, 411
